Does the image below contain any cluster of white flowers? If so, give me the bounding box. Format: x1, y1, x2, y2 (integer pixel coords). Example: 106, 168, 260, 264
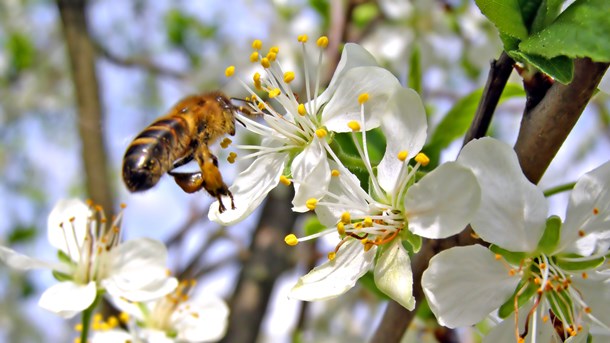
0, 199, 228, 342
211, 36, 480, 311
209, 36, 610, 341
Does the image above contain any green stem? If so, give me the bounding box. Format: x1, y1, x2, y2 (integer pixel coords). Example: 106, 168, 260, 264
80, 292, 101, 342
543, 182, 576, 197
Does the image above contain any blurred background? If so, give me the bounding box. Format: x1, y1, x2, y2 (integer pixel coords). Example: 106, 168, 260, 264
0, 0, 608, 342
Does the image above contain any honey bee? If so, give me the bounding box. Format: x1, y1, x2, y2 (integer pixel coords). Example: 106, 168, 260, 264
122, 91, 249, 213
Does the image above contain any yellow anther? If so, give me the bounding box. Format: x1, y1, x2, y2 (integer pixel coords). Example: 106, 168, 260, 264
328, 251, 336, 260
74, 323, 83, 332
258, 102, 266, 110
284, 234, 299, 246
358, 93, 370, 104
227, 152, 237, 164
347, 120, 361, 132
266, 51, 277, 62
297, 34, 308, 43
119, 312, 130, 323
315, 128, 328, 138
593, 207, 599, 215
363, 240, 374, 251
397, 150, 408, 161
306, 198, 318, 210
253, 72, 261, 82
582, 272, 588, 279
220, 137, 232, 149
297, 103, 306, 116
268, 88, 281, 98
74, 338, 81, 343
225, 65, 235, 77
363, 217, 373, 227
279, 175, 292, 186
341, 212, 351, 224
542, 315, 549, 323
252, 39, 263, 50
120, 203, 127, 209
508, 269, 516, 276
283, 71, 295, 83
107, 316, 118, 328
585, 307, 592, 313
578, 229, 585, 237
317, 36, 329, 48
337, 222, 345, 235
270, 46, 279, 53
414, 152, 430, 166
261, 57, 271, 68
249, 51, 259, 62
93, 313, 103, 323
331, 169, 340, 177
539, 263, 546, 269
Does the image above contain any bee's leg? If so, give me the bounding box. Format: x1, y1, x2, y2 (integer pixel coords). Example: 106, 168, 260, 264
169, 151, 194, 171
194, 146, 235, 213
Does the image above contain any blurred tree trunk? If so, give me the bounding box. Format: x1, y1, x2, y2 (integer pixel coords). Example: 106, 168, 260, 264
56, 0, 114, 213
221, 188, 298, 343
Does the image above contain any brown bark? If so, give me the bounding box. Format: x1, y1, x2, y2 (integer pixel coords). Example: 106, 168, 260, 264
56, 0, 114, 213
221, 189, 298, 343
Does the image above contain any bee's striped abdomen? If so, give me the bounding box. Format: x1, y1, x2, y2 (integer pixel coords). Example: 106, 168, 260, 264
122, 116, 192, 192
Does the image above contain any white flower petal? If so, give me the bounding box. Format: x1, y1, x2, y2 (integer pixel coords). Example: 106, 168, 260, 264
91, 330, 134, 343
422, 245, 520, 328
483, 303, 556, 343
406, 162, 480, 239
314, 161, 371, 227
290, 239, 376, 301
38, 281, 97, 318
105, 238, 178, 302
322, 67, 401, 132
291, 140, 331, 212
140, 329, 174, 343
47, 198, 91, 259
571, 272, 610, 326
457, 138, 547, 252
209, 152, 288, 225
377, 87, 428, 194
0, 246, 65, 272
561, 160, 610, 255
173, 296, 229, 342
315, 43, 380, 107
373, 239, 415, 310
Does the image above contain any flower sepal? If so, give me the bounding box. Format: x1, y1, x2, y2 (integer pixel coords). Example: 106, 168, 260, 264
554, 255, 605, 271
400, 230, 422, 254
489, 244, 530, 265
497, 280, 537, 319
536, 215, 562, 255
51, 269, 73, 282
57, 249, 74, 265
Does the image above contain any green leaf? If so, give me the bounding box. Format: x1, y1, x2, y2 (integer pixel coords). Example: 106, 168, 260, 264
509, 50, 573, 83
423, 83, 524, 166
7, 225, 37, 244
7, 32, 35, 73
352, 2, 379, 28
57, 250, 73, 265
498, 280, 537, 318
536, 215, 561, 254
530, 0, 565, 33
402, 232, 422, 254
519, 0, 610, 62
408, 45, 422, 95
475, 0, 529, 39
554, 255, 605, 271
165, 9, 191, 46
302, 215, 326, 236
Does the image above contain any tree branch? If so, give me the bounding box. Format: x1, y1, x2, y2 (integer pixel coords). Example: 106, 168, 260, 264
514, 58, 609, 184
56, 0, 114, 213
463, 51, 514, 144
